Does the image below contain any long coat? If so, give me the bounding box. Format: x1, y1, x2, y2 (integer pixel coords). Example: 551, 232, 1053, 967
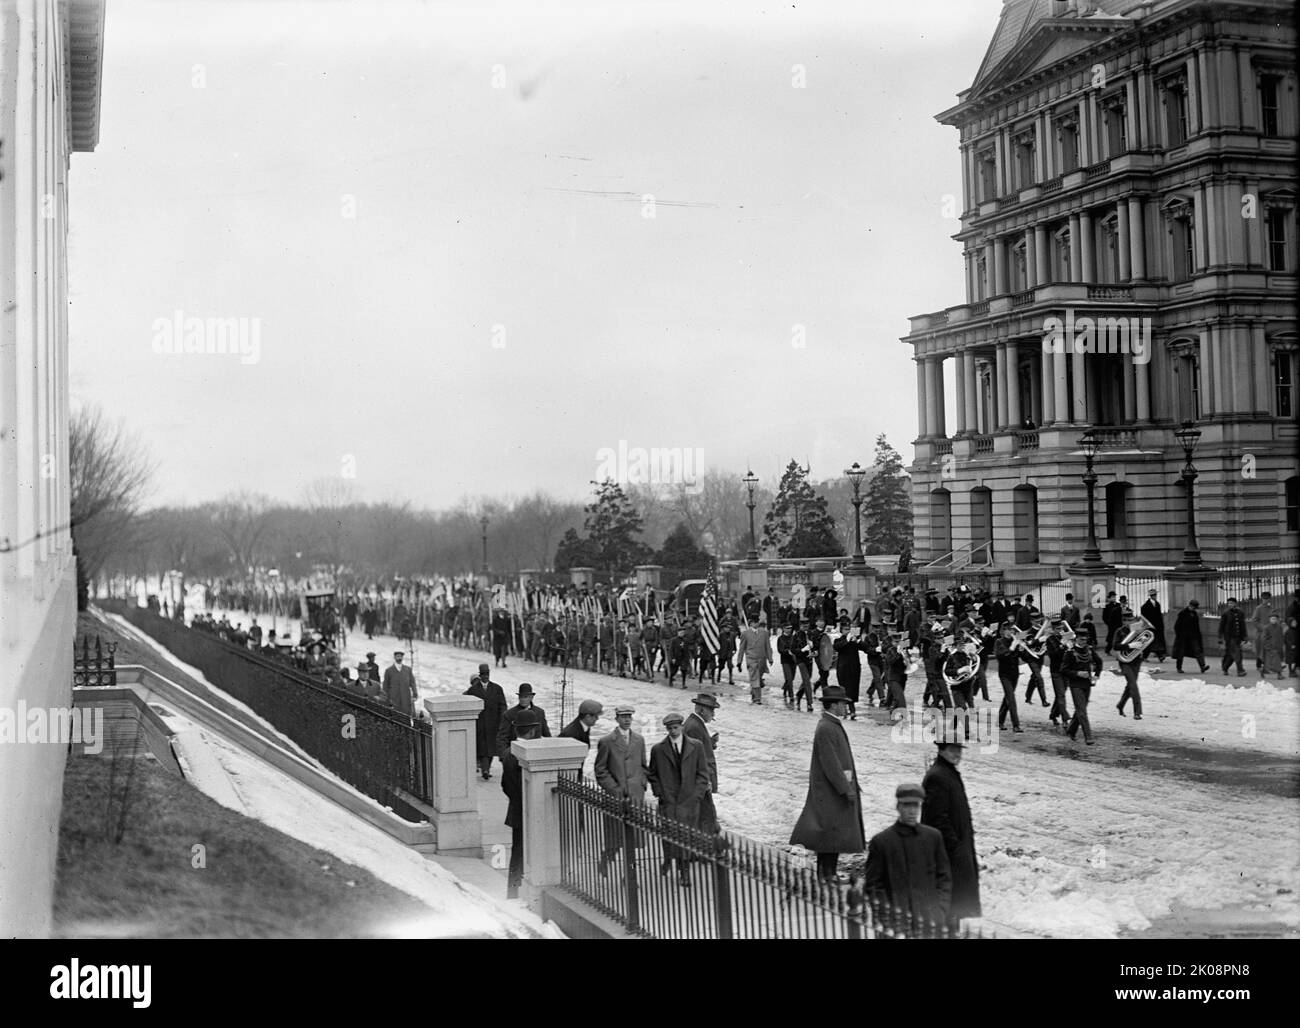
464, 678, 508, 760
921, 756, 980, 919
682, 712, 719, 833
382, 663, 416, 715
496, 703, 551, 758
594, 729, 649, 800
833, 636, 870, 702
789, 712, 865, 855
501, 750, 524, 829
1140, 598, 1167, 653
864, 821, 952, 926
1173, 607, 1202, 658
739, 626, 771, 670
647, 734, 711, 828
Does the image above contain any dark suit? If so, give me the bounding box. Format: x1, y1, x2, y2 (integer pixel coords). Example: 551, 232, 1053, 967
1140, 599, 1167, 658
921, 756, 980, 921
496, 702, 551, 758
864, 821, 952, 928
382, 663, 416, 717
465, 677, 508, 776
682, 712, 719, 833
648, 734, 711, 868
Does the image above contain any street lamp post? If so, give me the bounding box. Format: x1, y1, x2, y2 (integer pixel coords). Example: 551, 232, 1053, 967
1173, 421, 1206, 571
742, 470, 759, 563
845, 462, 866, 567
1072, 428, 1110, 570
480, 514, 490, 577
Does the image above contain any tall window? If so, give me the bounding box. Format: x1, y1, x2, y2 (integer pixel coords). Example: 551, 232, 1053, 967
1165, 198, 1195, 281
1058, 116, 1079, 172
1287, 477, 1300, 532
1174, 350, 1201, 421
1260, 74, 1282, 137
1103, 96, 1128, 156
1011, 239, 1027, 292
1161, 75, 1189, 147
1101, 214, 1121, 282
1276, 350, 1297, 418
978, 150, 997, 202
1266, 206, 1291, 272
1105, 481, 1131, 540
1014, 129, 1036, 190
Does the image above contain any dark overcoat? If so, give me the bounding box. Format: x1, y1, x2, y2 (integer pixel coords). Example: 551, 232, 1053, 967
464, 678, 508, 759
789, 713, 865, 854
382, 664, 416, 716
682, 712, 719, 833
647, 734, 711, 828
501, 751, 523, 829
496, 702, 551, 758
921, 756, 981, 919
833, 636, 870, 702
864, 821, 952, 925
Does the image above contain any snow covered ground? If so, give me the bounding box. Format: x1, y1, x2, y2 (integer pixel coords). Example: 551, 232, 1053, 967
101, 609, 561, 940
182, 599, 1300, 939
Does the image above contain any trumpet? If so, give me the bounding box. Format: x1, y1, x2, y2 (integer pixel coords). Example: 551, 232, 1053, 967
1116, 615, 1155, 663
903, 646, 922, 676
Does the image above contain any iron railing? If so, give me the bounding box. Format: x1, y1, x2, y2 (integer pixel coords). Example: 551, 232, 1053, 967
554, 774, 983, 939
73, 635, 118, 687
100, 601, 433, 820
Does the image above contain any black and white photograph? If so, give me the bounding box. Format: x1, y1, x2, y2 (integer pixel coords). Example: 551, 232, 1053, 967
1, 0, 1297, 975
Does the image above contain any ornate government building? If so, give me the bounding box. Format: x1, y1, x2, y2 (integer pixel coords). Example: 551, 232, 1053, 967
903, 0, 1297, 576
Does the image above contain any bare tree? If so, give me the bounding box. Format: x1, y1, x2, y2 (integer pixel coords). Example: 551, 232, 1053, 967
302, 477, 358, 585
69, 404, 156, 608
209, 492, 275, 586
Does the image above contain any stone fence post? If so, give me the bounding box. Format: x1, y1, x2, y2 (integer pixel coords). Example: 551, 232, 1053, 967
512, 737, 588, 912
423, 695, 484, 855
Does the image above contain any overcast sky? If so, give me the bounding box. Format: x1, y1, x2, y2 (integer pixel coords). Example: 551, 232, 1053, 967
67, 0, 1004, 509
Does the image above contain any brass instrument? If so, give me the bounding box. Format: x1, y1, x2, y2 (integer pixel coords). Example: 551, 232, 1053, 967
1011, 619, 1051, 661
1116, 615, 1155, 663
942, 639, 979, 688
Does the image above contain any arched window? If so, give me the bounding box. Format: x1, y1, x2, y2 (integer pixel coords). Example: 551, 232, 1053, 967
1105, 481, 1132, 540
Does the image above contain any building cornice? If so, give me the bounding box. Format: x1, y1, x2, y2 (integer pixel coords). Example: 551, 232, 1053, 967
65, 0, 105, 152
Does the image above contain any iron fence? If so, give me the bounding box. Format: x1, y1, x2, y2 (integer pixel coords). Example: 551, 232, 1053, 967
100, 600, 433, 821
554, 774, 982, 939
73, 635, 118, 687
1214, 563, 1299, 612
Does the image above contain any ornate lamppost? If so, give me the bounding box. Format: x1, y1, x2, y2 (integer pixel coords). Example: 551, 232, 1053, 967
845, 461, 866, 567
743, 470, 759, 563
1173, 421, 1207, 571
1069, 428, 1112, 571
480, 514, 490, 576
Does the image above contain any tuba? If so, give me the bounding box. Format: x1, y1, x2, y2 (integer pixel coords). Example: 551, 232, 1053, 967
942, 639, 978, 688
1116, 615, 1155, 662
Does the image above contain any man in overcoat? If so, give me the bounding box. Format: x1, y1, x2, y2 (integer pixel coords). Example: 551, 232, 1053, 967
682, 694, 720, 833
559, 699, 603, 780
790, 685, 864, 882
496, 683, 552, 758
594, 704, 649, 876
382, 650, 418, 720
465, 664, 508, 780
833, 621, 871, 720
647, 712, 711, 886
922, 741, 980, 924
1172, 599, 1209, 673
864, 783, 952, 929
1140, 590, 1167, 662
501, 708, 542, 899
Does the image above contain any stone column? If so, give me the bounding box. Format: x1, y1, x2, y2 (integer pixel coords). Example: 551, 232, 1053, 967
1054, 346, 1070, 424
1251, 323, 1271, 414
1187, 55, 1201, 137
1069, 214, 1082, 282
1198, 328, 1215, 417
1072, 347, 1088, 422
1025, 228, 1036, 288
930, 357, 946, 437
965, 353, 979, 434
1029, 352, 1043, 425
1034, 223, 1050, 284
569, 566, 596, 590
995, 343, 1008, 430
1135, 357, 1151, 421
1193, 184, 1207, 270
1125, 77, 1139, 148
1041, 346, 1056, 425
1122, 359, 1135, 421
424, 695, 486, 855
513, 737, 589, 911
1007, 349, 1022, 428
916, 360, 929, 438
954, 351, 968, 435
984, 239, 996, 291
1117, 201, 1132, 280
992, 237, 1005, 295
1127, 197, 1145, 279
1079, 209, 1094, 283
1244, 179, 1264, 266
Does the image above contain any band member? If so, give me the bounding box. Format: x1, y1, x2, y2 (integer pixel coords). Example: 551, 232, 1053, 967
1115, 616, 1149, 719
778, 623, 799, 707
942, 631, 978, 714
1022, 622, 1048, 708
793, 620, 817, 712
882, 634, 909, 713
993, 623, 1024, 734
1044, 621, 1071, 728
833, 620, 872, 720
1062, 633, 1103, 744
864, 628, 886, 707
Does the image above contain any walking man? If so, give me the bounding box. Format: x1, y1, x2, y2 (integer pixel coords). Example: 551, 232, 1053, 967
382, 650, 418, 721
647, 712, 711, 887
501, 708, 542, 898
594, 705, 649, 877
1140, 590, 1167, 662
1219, 598, 1249, 677
922, 741, 980, 927
790, 685, 865, 883
740, 617, 772, 704
1062, 632, 1102, 745
465, 665, 508, 780
993, 623, 1024, 734
497, 683, 552, 758
683, 694, 720, 834
864, 783, 952, 930
1173, 599, 1210, 673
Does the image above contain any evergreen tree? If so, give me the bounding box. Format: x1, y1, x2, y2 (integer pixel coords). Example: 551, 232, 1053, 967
863, 434, 913, 555
553, 527, 598, 572
761, 461, 845, 559
583, 478, 652, 575
656, 521, 711, 570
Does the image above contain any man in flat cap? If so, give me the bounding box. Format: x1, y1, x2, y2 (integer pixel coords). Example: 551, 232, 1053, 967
790, 685, 865, 883
382, 650, 418, 721
683, 694, 721, 833
594, 705, 649, 877
496, 683, 551, 759
923, 741, 980, 925
864, 784, 952, 929
501, 708, 543, 899
648, 712, 711, 886
559, 699, 603, 780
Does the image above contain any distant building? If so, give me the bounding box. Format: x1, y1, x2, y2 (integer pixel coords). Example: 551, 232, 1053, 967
903, 0, 1297, 576
0, 0, 105, 937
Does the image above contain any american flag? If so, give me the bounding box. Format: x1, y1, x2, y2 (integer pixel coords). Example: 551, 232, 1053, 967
700, 559, 720, 655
